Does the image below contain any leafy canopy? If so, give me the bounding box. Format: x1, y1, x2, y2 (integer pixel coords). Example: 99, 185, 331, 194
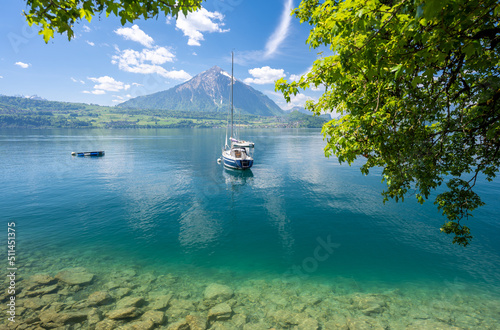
23, 0, 204, 42
276, 0, 500, 246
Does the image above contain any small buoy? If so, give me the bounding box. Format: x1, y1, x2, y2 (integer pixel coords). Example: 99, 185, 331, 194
217, 158, 221, 164
71, 152, 76, 156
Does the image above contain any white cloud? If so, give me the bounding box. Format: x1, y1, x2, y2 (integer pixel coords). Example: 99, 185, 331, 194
274, 91, 317, 110
113, 47, 175, 66
234, 0, 293, 63
83, 25, 91, 32
86, 40, 95, 46
244, 66, 285, 85
115, 25, 155, 48
286, 93, 313, 109
267, 90, 316, 110
82, 90, 106, 95
176, 8, 229, 46
288, 67, 325, 91
0, 75, 3, 79
15, 62, 30, 69
289, 66, 312, 82
112, 46, 191, 81
111, 94, 134, 103
71, 77, 85, 84
86, 76, 131, 95
264, 0, 293, 58
161, 69, 193, 80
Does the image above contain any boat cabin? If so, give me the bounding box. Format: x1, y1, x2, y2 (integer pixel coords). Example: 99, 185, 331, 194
231, 148, 246, 158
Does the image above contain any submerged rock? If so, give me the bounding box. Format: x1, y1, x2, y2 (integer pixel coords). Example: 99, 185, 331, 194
87, 308, 103, 325
208, 303, 232, 321
346, 317, 386, 330
186, 314, 207, 330
23, 297, 45, 310
142, 310, 165, 325
298, 317, 319, 330
95, 319, 117, 330
117, 320, 155, 330
204, 284, 234, 306
242, 322, 272, 330
55, 267, 95, 285
105, 281, 122, 290
269, 310, 319, 329
166, 299, 196, 320
166, 320, 190, 330
323, 320, 349, 330
107, 307, 139, 319
116, 296, 145, 308
148, 293, 173, 310
210, 321, 231, 330
157, 274, 179, 286
121, 269, 137, 278
25, 283, 59, 297
231, 313, 248, 328
29, 273, 57, 285
112, 287, 132, 299
406, 319, 462, 329
271, 310, 298, 327
39, 310, 88, 327
350, 293, 388, 316
87, 291, 113, 306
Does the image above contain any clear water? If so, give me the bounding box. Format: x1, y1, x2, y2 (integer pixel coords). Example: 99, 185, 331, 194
1, 128, 500, 328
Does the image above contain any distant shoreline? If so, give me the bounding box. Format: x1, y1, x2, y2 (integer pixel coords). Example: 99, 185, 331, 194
1, 95, 329, 129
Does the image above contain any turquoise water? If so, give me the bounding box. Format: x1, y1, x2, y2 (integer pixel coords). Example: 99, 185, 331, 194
1, 128, 500, 328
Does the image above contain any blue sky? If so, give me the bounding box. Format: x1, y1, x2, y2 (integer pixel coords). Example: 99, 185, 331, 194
0, 0, 326, 110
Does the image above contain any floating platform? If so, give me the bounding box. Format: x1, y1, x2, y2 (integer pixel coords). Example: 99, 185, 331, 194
71, 151, 105, 157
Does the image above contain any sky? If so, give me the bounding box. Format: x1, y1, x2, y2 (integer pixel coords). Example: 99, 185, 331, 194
0, 0, 328, 110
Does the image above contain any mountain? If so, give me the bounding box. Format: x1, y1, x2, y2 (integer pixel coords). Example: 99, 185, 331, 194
284, 106, 333, 120
0, 95, 87, 113
284, 106, 314, 115
118, 66, 284, 117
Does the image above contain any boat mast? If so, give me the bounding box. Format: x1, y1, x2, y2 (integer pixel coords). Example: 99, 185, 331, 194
231, 51, 234, 140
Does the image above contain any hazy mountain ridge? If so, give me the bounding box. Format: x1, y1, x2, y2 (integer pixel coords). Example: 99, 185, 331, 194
284, 106, 333, 120
118, 66, 284, 117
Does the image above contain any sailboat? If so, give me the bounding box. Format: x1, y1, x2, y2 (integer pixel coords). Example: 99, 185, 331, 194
220, 52, 254, 170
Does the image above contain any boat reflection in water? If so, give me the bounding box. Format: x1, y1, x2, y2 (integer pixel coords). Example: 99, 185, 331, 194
223, 167, 254, 191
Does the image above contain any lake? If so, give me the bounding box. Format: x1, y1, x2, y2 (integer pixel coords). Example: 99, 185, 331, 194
1, 128, 499, 328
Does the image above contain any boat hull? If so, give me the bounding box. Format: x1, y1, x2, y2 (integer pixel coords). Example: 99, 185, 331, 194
222, 156, 253, 170
72, 151, 105, 157
222, 151, 253, 170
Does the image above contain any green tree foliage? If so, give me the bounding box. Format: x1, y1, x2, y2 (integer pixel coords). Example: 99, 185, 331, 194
276, 0, 500, 246
23, 0, 204, 42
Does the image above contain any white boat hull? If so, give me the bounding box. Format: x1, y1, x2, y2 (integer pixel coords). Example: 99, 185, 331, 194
222, 148, 253, 170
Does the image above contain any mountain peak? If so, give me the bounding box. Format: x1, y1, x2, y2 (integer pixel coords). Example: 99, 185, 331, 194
118, 66, 283, 116
207, 65, 223, 72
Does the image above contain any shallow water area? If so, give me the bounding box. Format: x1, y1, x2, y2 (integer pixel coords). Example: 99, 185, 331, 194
1, 128, 500, 329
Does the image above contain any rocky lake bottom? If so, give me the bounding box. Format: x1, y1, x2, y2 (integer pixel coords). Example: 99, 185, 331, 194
2, 250, 500, 330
